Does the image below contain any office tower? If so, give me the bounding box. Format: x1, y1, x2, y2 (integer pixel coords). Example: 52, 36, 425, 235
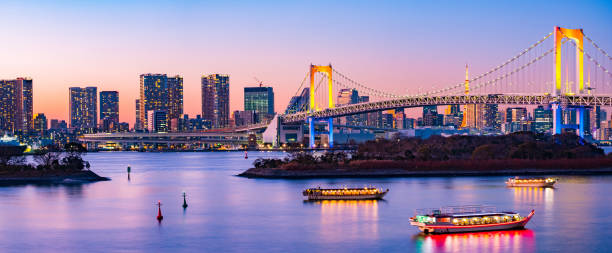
505, 107, 528, 133
135, 99, 142, 131
482, 103, 500, 131
50, 119, 68, 131
139, 74, 168, 130
69, 87, 97, 133
336, 88, 360, 125
423, 106, 443, 126
147, 110, 168, 133
201, 74, 230, 128
167, 75, 184, 122
18, 78, 33, 131
394, 109, 406, 129
100, 91, 119, 132
244, 86, 274, 122
0, 78, 32, 133
233, 110, 257, 126
285, 88, 309, 114
534, 106, 553, 133
381, 111, 395, 128
33, 113, 47, 136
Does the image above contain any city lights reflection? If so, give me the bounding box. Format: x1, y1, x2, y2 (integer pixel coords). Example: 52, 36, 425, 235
413, 229, 535, 253
312, 200, 380, 243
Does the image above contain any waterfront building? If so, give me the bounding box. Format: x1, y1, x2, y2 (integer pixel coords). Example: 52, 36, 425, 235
33, 113, 47, 136
0, 78, 33, 133
147, 110, 168, 133
505, 107, 528, 133
394, 109, 406, 129
534, 106, 553, 133
19, 78, 33, 132
139, 74, 168, 131
233, 110, 257, 127
69, 87, 97, 133
336, 88, 360, 125
50, 119, 68, 132
423, 106, 443, 126
117, 122, 129, 132
100, 91, 119, 132
405, 118, 415, 129
482, 103, 500, 131
244, 86, 274, 122
381, 111, 394, 128
135, 99, 142, 131
285, 88, 309, 114
201, 74, 230, 128
167, 75, 184, 123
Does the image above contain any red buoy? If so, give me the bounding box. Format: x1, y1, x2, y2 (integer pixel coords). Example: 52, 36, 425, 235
244, 151, 248, 159
156, 201, 163, 221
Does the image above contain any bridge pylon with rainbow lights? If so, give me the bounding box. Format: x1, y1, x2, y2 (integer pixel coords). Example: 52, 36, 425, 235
276, 26, 612, 148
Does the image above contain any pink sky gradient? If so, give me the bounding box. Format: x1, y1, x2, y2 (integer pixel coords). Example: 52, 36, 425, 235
1, 1, 610, 126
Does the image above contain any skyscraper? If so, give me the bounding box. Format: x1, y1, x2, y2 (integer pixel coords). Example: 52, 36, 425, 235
139, 74, 168, 130
505, 107, 528, 133
167, 75, 184, 122
534, 106, 553, 133
201, 74, 230, 128
33, 113, 47, 136
100, 91, 119, 132
285, 88, 309, 114
482, 103, 500, 131
0, 78, 32, 133
135, 99, 141, 131
147, 110, 168, 133
244, 86, 274, 122
69, 87, 97, 133
336, 89, 360, 125
18, 78, 33, 132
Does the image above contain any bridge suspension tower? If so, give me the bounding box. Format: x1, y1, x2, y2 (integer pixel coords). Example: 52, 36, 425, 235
308, 64, 334, 148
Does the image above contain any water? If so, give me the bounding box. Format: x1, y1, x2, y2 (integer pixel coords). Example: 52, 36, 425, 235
1, 152, 611, 253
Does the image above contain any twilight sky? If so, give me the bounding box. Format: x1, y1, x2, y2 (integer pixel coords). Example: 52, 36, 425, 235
1, 0, 611, 125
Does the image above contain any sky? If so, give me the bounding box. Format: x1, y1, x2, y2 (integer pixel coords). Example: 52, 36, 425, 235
1, 0, 611, 125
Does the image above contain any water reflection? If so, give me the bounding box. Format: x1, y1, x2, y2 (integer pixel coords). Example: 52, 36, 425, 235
512, 187, 554, 208
308, 200, 380, 243
413, 229, 535, 253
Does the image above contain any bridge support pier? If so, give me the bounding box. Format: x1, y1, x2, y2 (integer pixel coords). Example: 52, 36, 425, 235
308, 117, 334, 149
552, 104, 588, 138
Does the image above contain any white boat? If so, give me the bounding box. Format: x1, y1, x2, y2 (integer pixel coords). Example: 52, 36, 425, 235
409, 205, 534, 234
302, 187, 388, 200
506, 177, 556, 187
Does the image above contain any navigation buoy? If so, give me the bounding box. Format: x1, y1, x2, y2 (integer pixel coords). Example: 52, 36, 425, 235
244, 151, 248, 159
127, 165, 131, 181
156, 201, 164, 221
182, 192, 188, 208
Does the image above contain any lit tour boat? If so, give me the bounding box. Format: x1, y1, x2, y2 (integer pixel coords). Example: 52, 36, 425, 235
506, 177, 557, 187
409, 205, 534, 234
302, 187, 389, 200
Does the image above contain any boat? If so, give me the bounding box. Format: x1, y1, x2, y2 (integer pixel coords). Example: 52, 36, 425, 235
302, 187, 389, 200
409, 205, 534, 234
506, 177, 557, 187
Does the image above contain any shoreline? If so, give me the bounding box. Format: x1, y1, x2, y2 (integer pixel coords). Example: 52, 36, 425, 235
0, 170, 110, 185
238, 166, 612, 179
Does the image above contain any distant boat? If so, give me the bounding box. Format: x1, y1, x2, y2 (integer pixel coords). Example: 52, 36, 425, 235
302, 187, 388, 200
409, 205, 534, 234
506, 177, 557, 187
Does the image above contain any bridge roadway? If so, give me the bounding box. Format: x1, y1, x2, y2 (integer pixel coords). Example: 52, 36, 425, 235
280, 94, 612, 123
79, 132, 250, 144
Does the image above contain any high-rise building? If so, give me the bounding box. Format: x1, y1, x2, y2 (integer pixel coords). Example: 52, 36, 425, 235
0, 78, 32, 133
18, 78, 33, 132
285, 88, 309, 114
336, 88, 360, 125
100, 91, 119, 132
233, 110, 257, 127
69, 87, 97, 133
482, 103, 500, 131
423, 106, 443, 126
167, 75, 184, 122
135, 99, 142, 131
147, 110, 168, 133
505, 107, 528, 133
534, 106, 553, 133
139, 74, 168, 131
33, 113, 47, 136
244, 86, 274, 122
201, 74, 230, 128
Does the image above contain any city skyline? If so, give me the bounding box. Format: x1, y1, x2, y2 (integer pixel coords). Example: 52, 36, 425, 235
1, 1, 610, 125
